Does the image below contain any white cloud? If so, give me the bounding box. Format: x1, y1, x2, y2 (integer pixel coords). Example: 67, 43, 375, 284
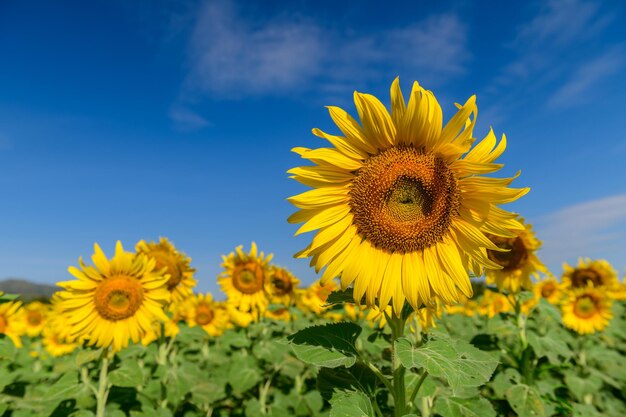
547, 46, 624, 108
535, 194, 626, 274
182, 0, 469, 99
169, 106, 212, 131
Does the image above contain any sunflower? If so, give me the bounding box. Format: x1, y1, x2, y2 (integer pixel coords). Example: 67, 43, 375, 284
297, 279, 339, 315
0, 301, 25, 348
219, 243, 272, 317
561, 287, 613, 335
22, 301, 49, 338
266, 266, 300, 305
265, 307, 292, 322
562, 258, 618, 291
485, 218, 548, 293
136, 238, 197, 303
533, 278, 562, 304
184, 293, 229, 337
141, 317, 180, 346
57, 242, 171, 352
288, 78, 528, 314
478, 290, 513, 318
226, 304, 254, 328
42, 297, 81, 356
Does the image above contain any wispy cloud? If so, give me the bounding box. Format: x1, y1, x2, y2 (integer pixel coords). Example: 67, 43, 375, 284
182, 0, 469, 99
485, 0, 621, 113
547, 46, 625, 108
169, 106, 212, 131
535, 194, 626, 273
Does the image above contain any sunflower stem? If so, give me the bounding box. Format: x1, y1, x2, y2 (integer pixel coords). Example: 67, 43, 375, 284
95, 351, 111, 417
390, 311, 407, 417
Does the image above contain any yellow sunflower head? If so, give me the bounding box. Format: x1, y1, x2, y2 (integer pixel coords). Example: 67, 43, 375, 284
0, 301, 25, 348
288, 78, 528, 315
136, 238, 197, 302
56, 241, 171, 352
561, 287, 613, 335
296, 279, 339, 315
409, 301, 443, 333
21, 301, 49, 338
562, 258, 618, 290
478, 290, 513, 318
265, 307, 292, 322
265, 266, 300, 305
533, 278, 563, 304
219, 242, 272, 315
485, 218, 548, 293
365, 305, 392, 329
184, 293, 229, 337
42, 326, 79, 357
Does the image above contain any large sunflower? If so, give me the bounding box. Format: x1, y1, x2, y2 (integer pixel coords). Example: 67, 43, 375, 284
136, 238, 197, 302
288, 78, 528, 313
561, 258, 618, 290
485, 218, 548, 293
57, 242, 171, 352
561, 287, 613, 335
219, 242, 271, 316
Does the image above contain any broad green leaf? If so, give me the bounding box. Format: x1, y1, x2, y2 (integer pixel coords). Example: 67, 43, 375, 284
227, 353, 262, 393
0, 293, 19, 303
46, 371, 83, 401
527, 332, 572, 364
433, 397, 496, 417
190, 380, 226, 406
564, 373, 602, 403
506, 384, 546, 417
329, 391, 375, 417
326, 288, 358, 305
108, 360, 144, 387
75, 349, 102, 367
287, 322, 362, 368
572, 404, 602, 417
317, 363, 378, 400
0, 337, 16, 359
219, 329, 252, 348
395, 336, 498, 391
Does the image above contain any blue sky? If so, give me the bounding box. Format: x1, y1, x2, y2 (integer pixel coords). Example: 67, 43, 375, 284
1, 0, 625, 295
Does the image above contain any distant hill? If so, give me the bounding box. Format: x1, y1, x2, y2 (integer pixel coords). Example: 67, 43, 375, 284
0, 278, 58, 302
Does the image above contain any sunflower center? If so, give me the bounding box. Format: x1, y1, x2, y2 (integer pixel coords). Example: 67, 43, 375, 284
349, 147, 459, 253
0, 315, 6, 333
232, 262, 265, 294
152, 251, 183, 290
94, 275, 144, 321
571, 268, 602, 288
541, 283, 556, 298
487, 236, 528, 271
195, 303, 215, 326
573, 295, 598, 319
27, 311, 43, 326
271, 271, 293, 296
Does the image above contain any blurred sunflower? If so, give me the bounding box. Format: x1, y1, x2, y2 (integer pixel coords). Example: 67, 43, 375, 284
297, 279, 338, 315
365, 305, 392, 329
288, 78, 528, 314
0, 301, 25, 348
562, 258, 618, 290
141, 317, 180, 346
219, 242, 271, 316
136, 238, 197, 302
478, 290, 513, 318
185, 293, 229, 337
533, 278, 562, 304
485, 218, 548, 293
266, 266, 300, 305
42, 296, 80, 357
57, 242, 171, 352
226, 304, 254, 328
265, 307, 292, 322
22, 301, 49, 338
562, 287, 613, 335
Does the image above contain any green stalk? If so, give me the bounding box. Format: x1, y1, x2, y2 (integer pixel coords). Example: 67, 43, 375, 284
390, 311, 407, 417
95, 351, 111, 417
408, 371, 428, 407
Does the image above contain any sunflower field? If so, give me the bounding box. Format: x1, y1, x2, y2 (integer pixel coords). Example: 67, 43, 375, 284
1, 79, 626, 417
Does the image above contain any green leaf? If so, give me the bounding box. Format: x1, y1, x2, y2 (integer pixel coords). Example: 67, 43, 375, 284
505, 384, 546, 417
227, 354, 262, 393
433, 397, 496, 417
564, 373, 602, 403
108, 360, 144, 387
0, 337, 16, 359
75, 349, 102, 367
527, 332, 572, 364
287, 322, 362, 368
572, 404, 603, 417
326, 288, 358, 305
329, 391, 375, 417
317, 363, 378, 400
395, 335, 498, 392
219, 329, 252, 348
190, 380, 226, 406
